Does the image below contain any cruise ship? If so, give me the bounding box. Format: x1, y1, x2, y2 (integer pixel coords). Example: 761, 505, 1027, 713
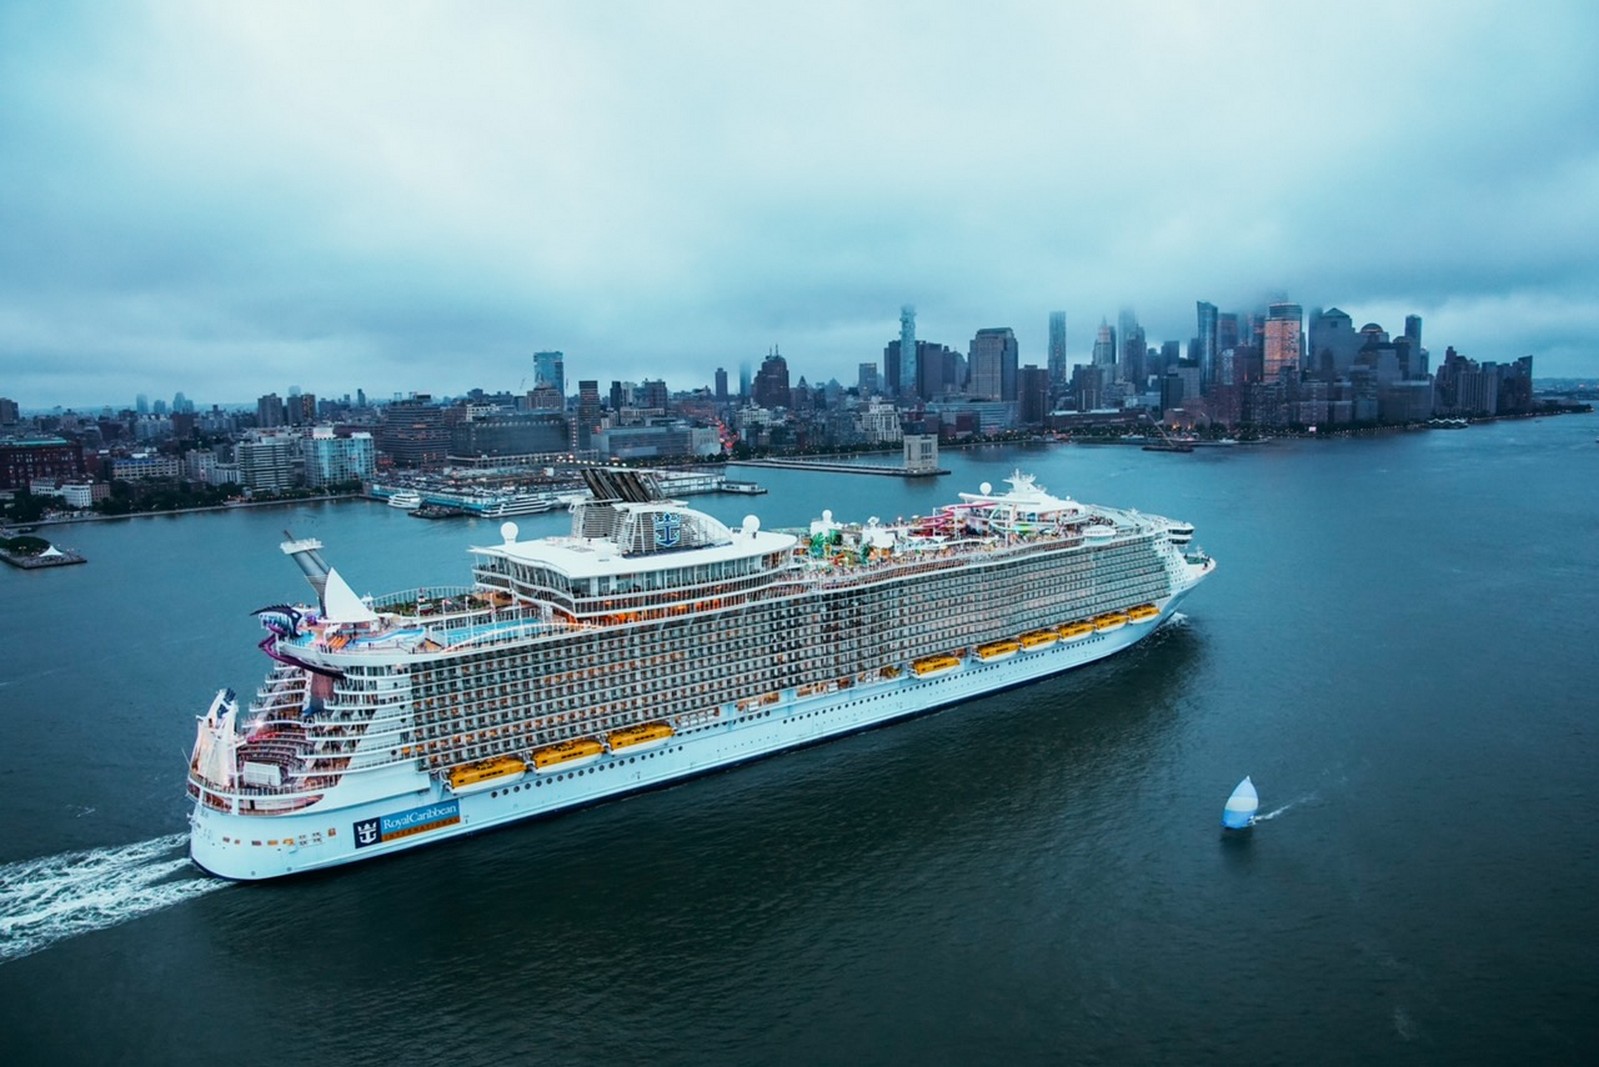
187, 470, 1214, 879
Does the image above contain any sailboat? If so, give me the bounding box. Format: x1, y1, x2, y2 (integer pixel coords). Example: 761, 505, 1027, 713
1222, 776, 1258, 830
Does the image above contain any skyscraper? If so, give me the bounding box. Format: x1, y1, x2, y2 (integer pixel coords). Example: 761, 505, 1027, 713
1264, 303, 1304, 382
1047, 311, 1067, 390
899, 306, 917, 399
1092, 320, 1117, 372
714, 368, 728, 402
1403, 315, 1425, 378
1118, 309, 1146, 388
968, 327, 1019, 401
753, 350, 791, 409
533, 351, 565, 398
1195, 301, 1219, 390
576, 380, 601, 450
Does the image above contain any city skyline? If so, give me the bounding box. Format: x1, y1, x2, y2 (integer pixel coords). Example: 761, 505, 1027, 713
4, 1, 1597, 407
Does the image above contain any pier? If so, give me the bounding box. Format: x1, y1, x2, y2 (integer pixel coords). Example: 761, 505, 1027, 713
731, 433, 948, 479
1, 535, 87, 569
730, 458, 948, 478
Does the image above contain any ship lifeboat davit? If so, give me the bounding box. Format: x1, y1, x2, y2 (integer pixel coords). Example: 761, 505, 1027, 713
1019, 629, 1058, 651
608, 721, 674, 753
1222, 776, 1258, 830
911, 654, 962, 678
449, 755, 527, 795
1057, 621, 1094, 642
975, 640, 1020, 663
531, 738, 605, 773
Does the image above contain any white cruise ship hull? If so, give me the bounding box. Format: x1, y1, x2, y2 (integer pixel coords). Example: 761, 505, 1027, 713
189, 595, 1194, 880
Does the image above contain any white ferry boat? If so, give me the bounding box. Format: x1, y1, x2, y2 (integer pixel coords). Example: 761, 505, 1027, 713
187, 470, 1214, 879
386, 490, 422, 510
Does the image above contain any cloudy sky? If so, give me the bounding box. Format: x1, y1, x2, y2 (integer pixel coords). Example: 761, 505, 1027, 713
4, 0, 1597, 408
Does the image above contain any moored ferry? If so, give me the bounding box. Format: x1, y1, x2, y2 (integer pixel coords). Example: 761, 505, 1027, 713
187, 470, 1214, 879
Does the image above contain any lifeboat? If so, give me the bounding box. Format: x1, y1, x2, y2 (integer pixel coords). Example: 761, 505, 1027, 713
1019, 629, 1058, 651
975, 640, 1020, 662
607, 721, 674, 753
1093, 611, 1129, 633
911, 654, 962, 678
1057, 621, 1094, 641
1127, 603, 1160, 624
531, 738, 605, 773
448, 755, 527, 794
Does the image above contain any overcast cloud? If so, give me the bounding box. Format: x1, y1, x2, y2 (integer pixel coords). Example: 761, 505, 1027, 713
3, 0, 1597, 408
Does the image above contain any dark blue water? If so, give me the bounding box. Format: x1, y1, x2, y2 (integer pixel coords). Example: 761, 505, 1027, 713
3, 417, 1597, 1064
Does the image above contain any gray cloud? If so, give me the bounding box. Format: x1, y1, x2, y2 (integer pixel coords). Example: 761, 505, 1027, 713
3, 0, 1597, 409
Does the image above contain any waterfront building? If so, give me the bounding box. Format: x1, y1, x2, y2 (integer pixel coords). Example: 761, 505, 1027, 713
0, 437, 86, 489
110, 453, 183, 480
378, 394, 450, 469
450, 413, 568, 459
903, 433, 938, 472
185, 450, 219, 483
593, 423, 720, 459
237, 434, 300, 492
305, 429, 375, 487
1264, 303, 1303, 382
856, 400, 902, 444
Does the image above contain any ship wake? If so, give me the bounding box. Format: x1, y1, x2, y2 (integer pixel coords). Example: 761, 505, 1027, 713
0, 833, 226, 964
1253, 794, 1316, 822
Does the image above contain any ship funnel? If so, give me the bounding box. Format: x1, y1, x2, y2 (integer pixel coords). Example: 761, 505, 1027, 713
280, 533, 332, 611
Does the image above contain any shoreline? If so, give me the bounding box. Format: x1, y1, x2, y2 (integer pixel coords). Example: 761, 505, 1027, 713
21, 493, 366, 528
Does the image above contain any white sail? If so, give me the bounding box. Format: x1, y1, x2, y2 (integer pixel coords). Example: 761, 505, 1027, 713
1222, 775, 1258, 829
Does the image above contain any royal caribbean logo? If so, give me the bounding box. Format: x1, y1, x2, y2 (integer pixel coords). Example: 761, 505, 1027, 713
353, 799, 460, 848
653, 510, 682, 548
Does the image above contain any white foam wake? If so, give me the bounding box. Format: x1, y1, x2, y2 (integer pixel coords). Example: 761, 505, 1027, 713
0, 833, 227, 964
1253, 793, 1315, 822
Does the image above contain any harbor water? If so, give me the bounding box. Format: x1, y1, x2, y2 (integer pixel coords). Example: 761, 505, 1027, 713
2, 416, 1596, 1064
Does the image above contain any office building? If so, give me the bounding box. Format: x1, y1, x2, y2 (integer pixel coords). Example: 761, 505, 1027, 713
1264, 303, 1303, 382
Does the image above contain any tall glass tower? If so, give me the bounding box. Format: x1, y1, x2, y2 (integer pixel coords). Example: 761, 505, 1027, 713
1048, 311, 1067, 389
899, 306, 917, 399
1195, 301, 1218, 389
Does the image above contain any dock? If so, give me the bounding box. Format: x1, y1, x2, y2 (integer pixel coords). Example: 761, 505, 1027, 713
730, 459, 949, 478
1, 535, 87, 569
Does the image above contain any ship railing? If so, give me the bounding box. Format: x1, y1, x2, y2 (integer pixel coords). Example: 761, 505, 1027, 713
368, 585, 485, 616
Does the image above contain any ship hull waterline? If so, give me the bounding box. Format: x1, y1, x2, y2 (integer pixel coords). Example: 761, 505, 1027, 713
189, 596, 1197, 880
